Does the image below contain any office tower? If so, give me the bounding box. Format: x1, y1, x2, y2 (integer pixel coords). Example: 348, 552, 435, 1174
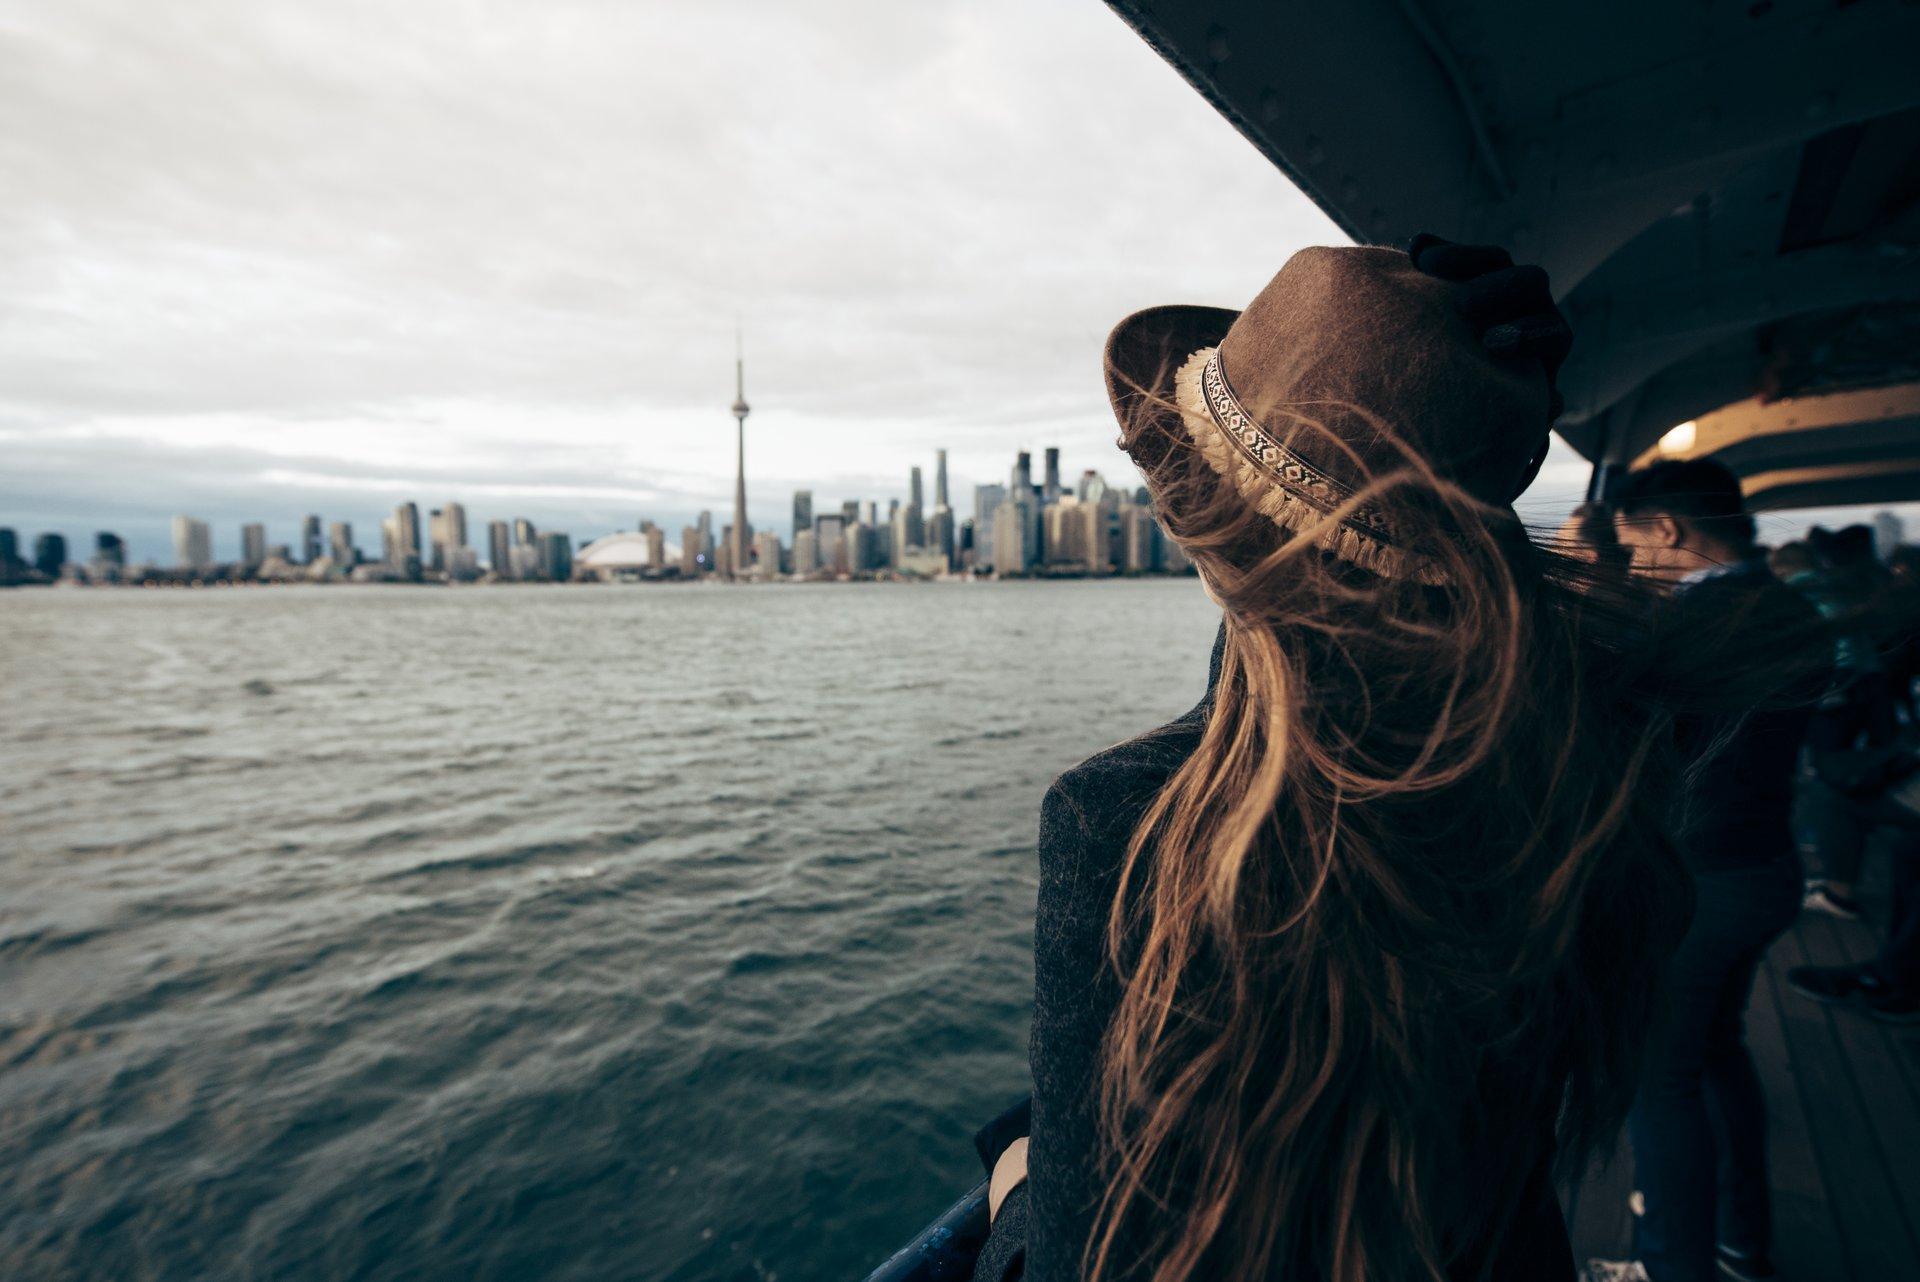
428, 503, 467, 573
814, 513, 846, 567
887, 497, 899, 523
1082, 501, 1112, 573
380, 517, 399, 566
445, 547, 480, 581
394, 503, 421, 561
910, 465, 924, 511
172, 516, 212, 569
641, 520, 666, 571
792, 528, 818, 575
487, 520, 512, 576
972, 484, 1005, 572
1013, 451, 1034, 496
513, 517, 537, 548
0, 529, 20, 582
241, 523, 267, 569
846, 521, 874, 574
32, 533, 68, 578
863, 500, 878, 527
792, 490, 813, 540
328, 521, 355, 566
1122, 506, 1156, 573
898, 466, 925, 550
537, 531, 572, 582
753, 530, 781, 578
510, 543, 541, 580
93, 532, 126, 567
1043, 447, 1062, 503
935, 448, 949, 509
682, 512, 714, 576
840, 499, 859, 527
991, 501, 1027, 575
928, 506, 955, 570
1045, 500, 1084, 567
729, 335, 752, 581
300, 514, 322, 563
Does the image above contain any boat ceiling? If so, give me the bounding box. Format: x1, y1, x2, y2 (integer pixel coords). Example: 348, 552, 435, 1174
1105, 0, 1920, 510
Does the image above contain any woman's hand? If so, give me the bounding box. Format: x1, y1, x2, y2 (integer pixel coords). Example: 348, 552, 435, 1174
988, 1136, 1029, 1222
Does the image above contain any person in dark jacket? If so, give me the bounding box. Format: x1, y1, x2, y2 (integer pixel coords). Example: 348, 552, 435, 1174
1594, 459, 1823, 1282
970, 239, 1728, 1282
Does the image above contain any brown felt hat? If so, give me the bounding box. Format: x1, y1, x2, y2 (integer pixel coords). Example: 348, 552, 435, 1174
1105, 245, 1553, 580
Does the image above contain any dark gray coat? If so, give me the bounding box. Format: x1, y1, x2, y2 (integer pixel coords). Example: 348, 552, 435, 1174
976, 627, 1574, 1281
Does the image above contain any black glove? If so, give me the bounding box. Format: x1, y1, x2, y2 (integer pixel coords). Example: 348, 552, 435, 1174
973, 1095, 1032, 1176
1407, 232, 1573, 497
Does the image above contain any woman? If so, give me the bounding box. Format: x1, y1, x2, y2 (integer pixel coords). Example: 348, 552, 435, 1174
972, 240, 1708, 1282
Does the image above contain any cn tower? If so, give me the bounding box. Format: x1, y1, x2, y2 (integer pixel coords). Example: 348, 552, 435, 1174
729, 332, 750, 579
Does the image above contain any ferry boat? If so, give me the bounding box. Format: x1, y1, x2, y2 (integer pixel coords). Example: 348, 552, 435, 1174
867, 1, 1920, 1277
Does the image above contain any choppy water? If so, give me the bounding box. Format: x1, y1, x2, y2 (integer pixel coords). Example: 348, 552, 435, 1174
0, 580, 1219, 1282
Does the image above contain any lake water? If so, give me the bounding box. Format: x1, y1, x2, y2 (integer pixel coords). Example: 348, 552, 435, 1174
0, 580, 1219, 1282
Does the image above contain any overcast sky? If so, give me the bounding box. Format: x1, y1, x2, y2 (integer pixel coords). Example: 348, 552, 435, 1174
0, 0, 1897, 563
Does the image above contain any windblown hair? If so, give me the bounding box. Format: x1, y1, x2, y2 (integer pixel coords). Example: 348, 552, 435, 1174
1086, 377, 1796, 1282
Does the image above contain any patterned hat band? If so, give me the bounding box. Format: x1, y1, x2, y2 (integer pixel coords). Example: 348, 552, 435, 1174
1172, 347, 1439, 582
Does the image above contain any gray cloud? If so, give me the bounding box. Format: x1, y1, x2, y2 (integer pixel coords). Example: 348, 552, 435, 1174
3, 0, 1909, 562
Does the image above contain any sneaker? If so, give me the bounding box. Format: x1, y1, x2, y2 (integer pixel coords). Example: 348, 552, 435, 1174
1802, 883, 1863, 919
1789, 963, 1920, 1021
1788, 963, 1869, 1004
1717, 1244, 1778, 1280
1581, 1261, 1649, 1282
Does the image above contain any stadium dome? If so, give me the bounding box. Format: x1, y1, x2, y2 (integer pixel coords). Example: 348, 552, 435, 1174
577, 531, 680, 573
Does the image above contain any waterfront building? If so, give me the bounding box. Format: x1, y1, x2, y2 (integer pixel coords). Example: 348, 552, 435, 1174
753, 530, 782, 579
241, 523, 267, 570
428, 503, 467, 573
1013, 451, 1034, 498
681, 511, 714, 577
792, 528, 818, 576
863, 500, 879, 529
513, 517, 537, 548
729, 338, 752, 581
445, 547, 481, 581
32, 533, 68, 579
792, 490, 813, 541
328, 521, 355, 566
814, 513, 846, 570
845, 521, 874, 574
841, 499, 860, 527
1043, 447, 1062, 504
380, 516, 399, 566
928, 505, 955, 570
972, 484, 1006, 572
896, 546, 948, 577
537, 531, 573, 582
93, 532, 126, 567
1122, 505, 1156, 573
510, 543, 541, 581
300, 514, 322, 564
172, 516, 212, 570
935, 448, 950, 509
395, 503, 421, 558
642, 520, 666, 570
1045, 499, 1084, 568
487, 520, 512, 576
0, 528, 20, 582
991, 499, 1029, 576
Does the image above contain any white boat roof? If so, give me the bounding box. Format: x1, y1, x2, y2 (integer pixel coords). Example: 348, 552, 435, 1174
1105, 1, 1920, 510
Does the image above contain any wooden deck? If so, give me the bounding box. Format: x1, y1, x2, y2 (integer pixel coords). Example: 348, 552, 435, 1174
1564, 883, 1920, 1279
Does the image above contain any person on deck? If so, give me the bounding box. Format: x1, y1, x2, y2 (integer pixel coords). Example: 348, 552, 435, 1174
967, 238, 1769, 1282
1597, 459, 1823, 1282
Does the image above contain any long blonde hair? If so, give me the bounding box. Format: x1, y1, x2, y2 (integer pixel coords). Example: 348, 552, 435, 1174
1089, 391, 1703, 1282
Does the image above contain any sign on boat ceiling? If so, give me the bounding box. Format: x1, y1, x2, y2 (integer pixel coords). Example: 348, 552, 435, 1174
1105, 0, 1920, 510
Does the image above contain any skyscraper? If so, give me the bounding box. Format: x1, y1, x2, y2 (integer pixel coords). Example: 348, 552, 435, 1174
172, 516, 212, 570
973, 484, 1006, 573
32, 533, 68, 579
935, 448, 950, 509
538, 531, 573, 582
910, 465, 924, 510
487, 520, 512, 576
513, 517, 537, 548
394, 503, 421, 561
730, 334, 752, 580
300, 514, 322, 564
241, 522, 267, 570
93, 532, 126, 567
1043, 447, 1062, 504
1013, 451, 1034, 497
792, 490, 813, 540
328, 521, 355, 565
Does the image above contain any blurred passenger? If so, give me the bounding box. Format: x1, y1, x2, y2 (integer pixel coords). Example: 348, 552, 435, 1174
1798, 525, 1900, 918
968, 238, 1797, 1282
1604, 459, 1822, 1282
